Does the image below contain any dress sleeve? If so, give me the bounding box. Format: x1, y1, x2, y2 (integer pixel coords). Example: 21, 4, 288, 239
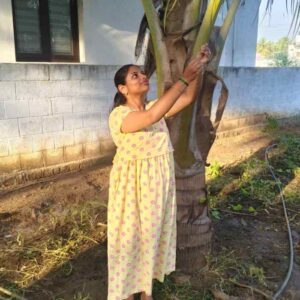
108, 106, 132, 137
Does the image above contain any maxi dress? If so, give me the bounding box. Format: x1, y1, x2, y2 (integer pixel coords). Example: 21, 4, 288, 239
107, 99, 177, 300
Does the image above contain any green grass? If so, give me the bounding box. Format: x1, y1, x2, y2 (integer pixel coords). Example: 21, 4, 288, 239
153, 276, 214, 300
264, 115, 279, 131
207, 130, 300, 212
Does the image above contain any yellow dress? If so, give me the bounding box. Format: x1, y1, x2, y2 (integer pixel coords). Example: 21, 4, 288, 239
107, 99, 177, 300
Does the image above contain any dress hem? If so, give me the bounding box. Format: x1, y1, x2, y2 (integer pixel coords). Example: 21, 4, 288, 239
110, 268, 176, 300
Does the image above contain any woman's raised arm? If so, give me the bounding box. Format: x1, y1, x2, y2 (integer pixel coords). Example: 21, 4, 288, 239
121, 44, 211, 133
121, 55, 206, 133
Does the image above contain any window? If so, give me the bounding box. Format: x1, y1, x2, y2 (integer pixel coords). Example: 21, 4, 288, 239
12, 0, 79, 62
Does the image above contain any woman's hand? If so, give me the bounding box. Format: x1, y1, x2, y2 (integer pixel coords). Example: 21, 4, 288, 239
198, 43, 212, 65
182, 43, 212, 83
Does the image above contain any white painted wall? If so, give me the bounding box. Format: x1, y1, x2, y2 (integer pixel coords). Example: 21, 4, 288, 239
81, 0, 144, 65
0, 0, 259, 67
82, 0, 260, 66
217, 0, 261, 67
0, 0, 16, 62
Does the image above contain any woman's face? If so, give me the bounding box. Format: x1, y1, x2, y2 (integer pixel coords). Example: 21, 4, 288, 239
119, 66, 149, 96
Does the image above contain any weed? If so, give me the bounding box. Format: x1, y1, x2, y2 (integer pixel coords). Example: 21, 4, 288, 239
73, 291, 91, 300
294, 167, 300, 176
264, 115, 279, 131
207, 161, 222, 179
248, 265, 266, 286
207, 248, 248, 294
0, 199, 105, 289
248, 179, 277, 207
1, 282, 26, 299
16, 232, 24, 247
61, 261, 73, 277
283, 177, 300, 204
208, 195, 218, 208
248, 206, 256, 213
208, 249, 242, 277
239, 158, 266, 183
230, 203, 243, 211
210, 209, 221, 220
152, 275, 208, 299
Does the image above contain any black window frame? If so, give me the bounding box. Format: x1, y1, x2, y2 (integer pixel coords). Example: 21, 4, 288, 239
12, 0, 79, 62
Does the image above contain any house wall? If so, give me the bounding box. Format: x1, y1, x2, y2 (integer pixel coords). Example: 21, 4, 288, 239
0, 0, 260, 67
80, 0, 261, 66
81, 0, 144, 65
0, 63, 299, 176
217, 0, 261, 67
0, 0, 15, 62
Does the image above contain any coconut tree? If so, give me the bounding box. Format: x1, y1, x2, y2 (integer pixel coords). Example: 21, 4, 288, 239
134, 0, 300, 274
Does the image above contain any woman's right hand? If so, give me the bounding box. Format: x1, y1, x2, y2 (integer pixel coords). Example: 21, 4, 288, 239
182, 43, 211, 83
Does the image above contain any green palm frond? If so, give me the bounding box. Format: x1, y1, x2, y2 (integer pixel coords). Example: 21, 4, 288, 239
143, 37, 156, 77
134, 15, 148, 60
199, 0, 208, 21
135, 0, 163, 60
264, 0, 300, 37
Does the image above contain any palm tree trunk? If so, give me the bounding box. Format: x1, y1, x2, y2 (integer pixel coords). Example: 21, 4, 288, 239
165, 0, 237, 274
163, 0, 223, 274
136, 0, 300, 274
138, 0, 234, 274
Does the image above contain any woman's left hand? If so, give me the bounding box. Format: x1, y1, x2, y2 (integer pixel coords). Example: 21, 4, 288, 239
198, 43, 212, 65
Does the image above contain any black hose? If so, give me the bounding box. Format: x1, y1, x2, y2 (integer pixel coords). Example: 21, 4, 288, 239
265, 143, 294, 300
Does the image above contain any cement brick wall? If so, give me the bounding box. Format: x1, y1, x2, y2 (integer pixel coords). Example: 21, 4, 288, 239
0, 64, 299, 175
215, 67, 300, 119
0, 64, 151, 174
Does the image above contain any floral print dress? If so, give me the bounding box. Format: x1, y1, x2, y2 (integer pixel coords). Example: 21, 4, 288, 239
107, 99, 177, 300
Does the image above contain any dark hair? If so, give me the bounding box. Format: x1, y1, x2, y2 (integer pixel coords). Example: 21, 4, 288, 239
110, 64, 149, 112
110, 64, 135, 111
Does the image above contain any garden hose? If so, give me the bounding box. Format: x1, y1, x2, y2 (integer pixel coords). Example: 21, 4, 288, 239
265, 144, 294, 300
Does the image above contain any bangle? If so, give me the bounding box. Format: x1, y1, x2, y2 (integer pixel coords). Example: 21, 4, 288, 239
179, 75, 189, 86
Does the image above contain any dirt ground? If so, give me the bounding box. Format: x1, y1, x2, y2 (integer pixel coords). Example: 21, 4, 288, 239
0, 126, 299, 300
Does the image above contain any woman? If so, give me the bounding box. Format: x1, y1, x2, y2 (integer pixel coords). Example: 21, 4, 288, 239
107, 44, 211, 300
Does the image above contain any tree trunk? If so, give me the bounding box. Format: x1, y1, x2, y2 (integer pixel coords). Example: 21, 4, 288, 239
139, 0, 230, 274
160, 0, 230, 274
138, 0, 299, 277
162, 0, 213, 274
167, 70, 225, 273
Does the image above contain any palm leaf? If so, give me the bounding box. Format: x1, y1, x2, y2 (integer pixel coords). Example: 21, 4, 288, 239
264, 0, 300, 38
135, 0, 163, 60
199, 0, 208, 21
144, 38, 156, 77
135, 15, 148, 60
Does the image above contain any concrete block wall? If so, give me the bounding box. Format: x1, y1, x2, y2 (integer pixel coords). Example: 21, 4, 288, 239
0, 64, 159, 174
0, 64, 299, 176
215, 67, 300, 119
